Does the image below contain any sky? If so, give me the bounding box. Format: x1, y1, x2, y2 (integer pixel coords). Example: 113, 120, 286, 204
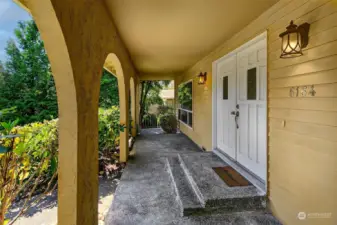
0, 0, 31, 62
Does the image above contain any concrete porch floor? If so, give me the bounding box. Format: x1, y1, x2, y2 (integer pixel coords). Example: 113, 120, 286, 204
105, 129, 281, 225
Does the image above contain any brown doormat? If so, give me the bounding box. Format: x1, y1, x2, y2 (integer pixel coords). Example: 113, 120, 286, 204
212, 166, 252, 187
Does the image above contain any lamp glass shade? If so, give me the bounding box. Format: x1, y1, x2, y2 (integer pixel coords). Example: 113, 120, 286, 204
198, 72, 206, 85
279, 21, 304, 58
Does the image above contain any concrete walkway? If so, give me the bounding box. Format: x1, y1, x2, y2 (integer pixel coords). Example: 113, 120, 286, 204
7, 178, 119, 225
105, 129, 281, 225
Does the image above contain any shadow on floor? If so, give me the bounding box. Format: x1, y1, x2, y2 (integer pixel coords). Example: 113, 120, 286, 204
7, 177, 119, 221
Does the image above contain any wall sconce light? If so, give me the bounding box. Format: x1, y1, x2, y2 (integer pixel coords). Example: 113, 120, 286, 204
198, 72, 207, 85
279, 20, 310, 58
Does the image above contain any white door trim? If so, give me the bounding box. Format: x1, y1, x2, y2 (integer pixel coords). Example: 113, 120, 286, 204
212, 31, 268, 187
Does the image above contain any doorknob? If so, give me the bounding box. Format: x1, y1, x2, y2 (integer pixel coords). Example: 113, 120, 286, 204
230, 111, 239, 128
234, 111, 240, 129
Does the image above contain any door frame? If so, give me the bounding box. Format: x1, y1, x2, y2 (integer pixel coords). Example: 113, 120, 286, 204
212, 31, 268, 189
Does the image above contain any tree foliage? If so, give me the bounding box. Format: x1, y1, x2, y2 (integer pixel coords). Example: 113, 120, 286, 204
178, 81, 192, 110
139, 80, 171, 123
0, 21, 57, 124
0, 20, 120, 125
99, 70, 119, 109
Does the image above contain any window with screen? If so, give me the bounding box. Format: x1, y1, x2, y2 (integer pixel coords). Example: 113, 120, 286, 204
178, 81, 193, 128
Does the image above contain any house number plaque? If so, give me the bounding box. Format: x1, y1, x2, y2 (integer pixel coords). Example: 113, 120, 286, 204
289, 85, 316, 97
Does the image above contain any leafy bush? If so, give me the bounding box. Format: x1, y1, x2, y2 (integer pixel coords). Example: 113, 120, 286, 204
0, 107, 126, 223
3, 119, 58, 183
157, 105, 173, 115
0, 119, 58, 225
158, 113, 177, 134
98, 106, 121, 152
98, 107, 126, 178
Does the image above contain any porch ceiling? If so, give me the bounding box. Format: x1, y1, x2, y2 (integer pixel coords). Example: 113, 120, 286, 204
104, 0, 278, 74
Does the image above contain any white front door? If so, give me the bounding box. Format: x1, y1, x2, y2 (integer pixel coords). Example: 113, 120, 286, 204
236, 38, 267, 181
216, 55, 237, 159
215, 34, 267, 181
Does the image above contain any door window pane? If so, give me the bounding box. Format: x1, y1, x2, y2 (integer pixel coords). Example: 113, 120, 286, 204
187, 112, 193, 127
247, 68, 257, 100
223, 76, 228, 100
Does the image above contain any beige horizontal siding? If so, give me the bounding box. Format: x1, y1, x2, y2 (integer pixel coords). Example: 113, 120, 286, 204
269, 68, 337, 87
268, 2, 337, 223
269, 118, 337, 142
269, 98, 337, 111
269, 108, 337, 126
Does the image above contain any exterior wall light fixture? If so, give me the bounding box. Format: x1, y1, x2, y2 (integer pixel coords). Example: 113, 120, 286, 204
279, 20, 310, 58
198, 72, 207, 85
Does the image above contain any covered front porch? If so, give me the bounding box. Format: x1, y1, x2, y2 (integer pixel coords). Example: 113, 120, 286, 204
11, 0, 337, 224
105, 129, 280, 225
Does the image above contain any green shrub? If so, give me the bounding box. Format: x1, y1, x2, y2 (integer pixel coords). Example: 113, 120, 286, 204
0, 107, 123, 195
5, 119, 59, 182
98, 106, 123, 152
158, 113, 177, 134
16, 119, 58, 167
157, 105, 173, 115
98, 107, 127, 178
0, 119, 58, 225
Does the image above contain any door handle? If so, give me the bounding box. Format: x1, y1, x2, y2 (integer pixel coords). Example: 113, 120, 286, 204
234, 111, 239, 129
230, 111, 239, 128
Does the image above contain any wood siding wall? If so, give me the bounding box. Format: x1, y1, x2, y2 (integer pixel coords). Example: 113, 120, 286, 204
178, 0, 337, 224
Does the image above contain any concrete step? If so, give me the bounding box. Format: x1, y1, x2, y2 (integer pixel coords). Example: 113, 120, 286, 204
166, 157, 204, 216
177, 153, 267, 215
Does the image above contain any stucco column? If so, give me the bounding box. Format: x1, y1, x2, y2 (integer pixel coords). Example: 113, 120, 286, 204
135, 78, 141, 134
130, 77, 137, 137
17, 0, 136, 223
118, 76, 130, 162
16, 0, 127, 224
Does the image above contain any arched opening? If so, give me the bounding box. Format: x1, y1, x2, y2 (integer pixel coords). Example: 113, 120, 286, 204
0, 15, 59, 225
139, 80, 176, 133
103, 53, 129, 163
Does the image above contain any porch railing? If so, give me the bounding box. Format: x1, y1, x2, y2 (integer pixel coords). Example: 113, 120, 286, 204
141, 114, 160, 129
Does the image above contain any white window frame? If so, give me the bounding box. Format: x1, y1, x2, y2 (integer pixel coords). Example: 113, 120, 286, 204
178, 80, 193, 129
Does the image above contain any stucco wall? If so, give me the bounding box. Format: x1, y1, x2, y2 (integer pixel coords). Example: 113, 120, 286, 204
178, 0, 337, 224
